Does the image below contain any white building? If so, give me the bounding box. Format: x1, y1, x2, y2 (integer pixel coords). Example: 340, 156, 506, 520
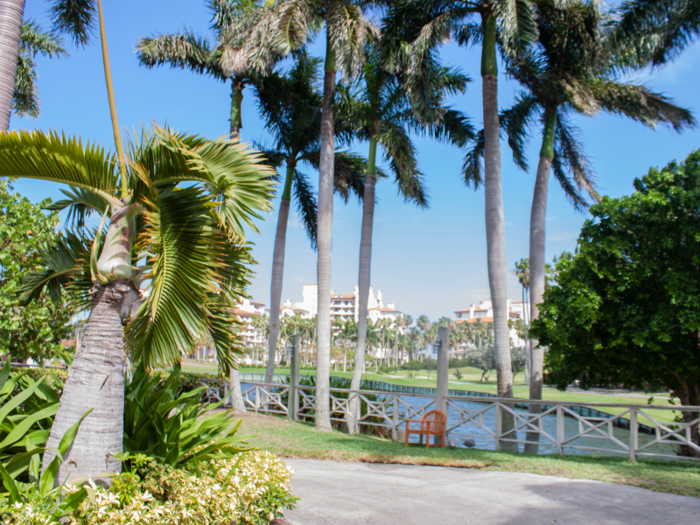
284, 283, 401, 323
233, 298, 266, 347
454, 299, 527, 347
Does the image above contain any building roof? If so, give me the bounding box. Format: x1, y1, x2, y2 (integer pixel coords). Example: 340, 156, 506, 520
233, 308, 260, 316
280, 305, 309, 312
332, 294, 355, 299
457, 317, 494, 324
454, 307, 490, 313
454, 308, 472, 313
250, 301, 264, 306
369, 307, 401, 313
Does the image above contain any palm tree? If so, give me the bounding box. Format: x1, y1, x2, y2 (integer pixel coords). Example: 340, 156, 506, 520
0, 0, 94, 130
13, 21, 67, 118
499, 0, 694, 453
0, 2, 274, 481
343, 37, 473, 429
253, 50, 367, 386
136, 0, 281, 140
386, 0, 538, 451
234, 0, 375, 431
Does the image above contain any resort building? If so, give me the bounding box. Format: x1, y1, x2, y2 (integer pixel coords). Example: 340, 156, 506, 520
233, 298, 265, 347
453, 299, 529, 349
283, 283, 402, 323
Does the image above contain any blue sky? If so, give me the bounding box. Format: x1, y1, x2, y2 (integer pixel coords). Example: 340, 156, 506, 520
12, 0, 700, 320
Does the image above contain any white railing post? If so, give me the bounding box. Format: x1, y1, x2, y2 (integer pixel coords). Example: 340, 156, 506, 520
288, 335, 299, 421
629, 407, 638, 462
436, 326, 449, 415
495, 402, 502, 451
556, 405, 564, 456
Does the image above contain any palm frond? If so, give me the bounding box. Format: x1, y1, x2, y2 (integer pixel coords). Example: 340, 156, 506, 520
590, 80, 696, 131
293, 169, 318, 249
332, 150, 367, 203
20, 20, 67, 58
136, 32, 226, 81
44, 186, 109, 229
327, 2, 376, 80
126, 186, 222, 370
492, 0, 538, 53
500, 93, 539, 172
135, 126, 276, 237
18, 231, 93, 313
463, 128, 484, 189
554, 113, 598, 204
0, 130, 118, 193
13, 54, 38, 118
49, 0, 96, 47
379, 122, 428, 208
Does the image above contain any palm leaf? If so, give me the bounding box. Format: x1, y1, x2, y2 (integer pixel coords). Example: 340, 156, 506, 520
136, 32, 226, 81
293, 169, 318, 249
44, 186, 109, 229
49, 0, 96, 47
0, 130, 118, 194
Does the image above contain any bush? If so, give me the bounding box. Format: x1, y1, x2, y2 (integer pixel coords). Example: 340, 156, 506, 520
2, 451, 297, 525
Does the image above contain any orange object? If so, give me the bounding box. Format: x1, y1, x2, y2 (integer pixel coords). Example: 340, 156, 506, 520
404, 410, 447, 449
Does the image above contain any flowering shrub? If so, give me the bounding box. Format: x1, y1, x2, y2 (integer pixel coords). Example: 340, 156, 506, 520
2, 451, 297, 524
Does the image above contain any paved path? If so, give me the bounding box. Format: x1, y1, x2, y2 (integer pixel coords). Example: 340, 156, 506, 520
283, 459, 699, 525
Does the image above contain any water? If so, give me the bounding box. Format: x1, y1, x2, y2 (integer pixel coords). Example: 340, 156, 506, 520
398, 395, 678, 458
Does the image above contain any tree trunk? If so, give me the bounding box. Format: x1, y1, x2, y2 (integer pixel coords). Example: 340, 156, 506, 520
348, 135, 377, 433
343, 341, 347, 372
481, 13, 516, 452
228, 367, 247, 412
524, 110, 556, 455
230, 78, 243, 141
0, 0, 24, 131
42, 281, 130, 485
266, 163, 295, 384
315, 37, 336, 432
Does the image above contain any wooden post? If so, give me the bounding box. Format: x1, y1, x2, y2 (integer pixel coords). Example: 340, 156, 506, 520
556, 405, 564, 456
629, 408, 638, 462
392, 396, 399, 441
436, 326, 449, 414
288, 335, 299, 421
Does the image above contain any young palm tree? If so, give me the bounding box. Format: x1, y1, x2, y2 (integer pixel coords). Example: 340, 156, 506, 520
0, 2, 274, 481
253, 50, 368, 386
0, 0, 94, 130
233, 0, 375, 430
499, 0, 694, 453
385, 0, 537, 449
342, 38, 473, 431
136, 0, 281, 140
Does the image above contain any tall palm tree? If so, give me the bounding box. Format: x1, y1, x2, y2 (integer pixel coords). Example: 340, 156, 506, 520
0, 2, 274, 481
234, 0, 375, 430
385, 0, 538, 449
136, 0, 280, 141
343, 37, 473, 431
499, 0, 694, 453
0, 0, 95, 130
253, 50, 367, 386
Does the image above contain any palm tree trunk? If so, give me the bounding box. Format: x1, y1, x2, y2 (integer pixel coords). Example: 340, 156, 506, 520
42, 281, 130, 484
229, 367, 247, 411
481, 13, 516, 452
348, 135, 377, 433
524, 110, 556, 455
230, 78, 243, 140
343, 341, 347, 372
0, 0, 24, 131
266, 163, 295, 384
315, 36, 336, 432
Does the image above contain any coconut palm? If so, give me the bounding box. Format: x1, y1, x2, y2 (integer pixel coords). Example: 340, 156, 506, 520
0, 3, 274, 481
0, 0, 95, 130
497, 0, 694, 453
230, 0, 376, 431
136, 0, 281, 140
253, 50, 368, 385
343, 37, 473, 430
385, 0, 538, 450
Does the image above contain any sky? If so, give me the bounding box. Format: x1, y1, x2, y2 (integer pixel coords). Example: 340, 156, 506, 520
11, 0, 700, 321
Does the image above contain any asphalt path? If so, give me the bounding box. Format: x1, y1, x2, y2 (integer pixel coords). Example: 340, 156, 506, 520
283, 459, 700, 525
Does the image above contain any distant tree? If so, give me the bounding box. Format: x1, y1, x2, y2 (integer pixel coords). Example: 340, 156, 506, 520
468, 346, 496, 382
532, 150, 700, 456
0, 181, 71, 362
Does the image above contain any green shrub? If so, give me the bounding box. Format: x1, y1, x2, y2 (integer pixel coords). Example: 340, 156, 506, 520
124, 363, 249, 468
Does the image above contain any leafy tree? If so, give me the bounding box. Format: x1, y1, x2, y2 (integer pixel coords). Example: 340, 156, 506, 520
0, 181, 71, 362
0, 5, 274, 482
531, 150, 700, 456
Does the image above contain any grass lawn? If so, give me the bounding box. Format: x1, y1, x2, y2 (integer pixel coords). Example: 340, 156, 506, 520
184, 360, 678, 423
238, 412, 700, 498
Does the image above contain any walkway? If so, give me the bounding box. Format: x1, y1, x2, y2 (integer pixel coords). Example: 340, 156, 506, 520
284, 459, 699, 525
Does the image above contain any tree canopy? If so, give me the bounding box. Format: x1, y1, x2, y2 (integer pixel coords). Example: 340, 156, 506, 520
531, 150, 700, 414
